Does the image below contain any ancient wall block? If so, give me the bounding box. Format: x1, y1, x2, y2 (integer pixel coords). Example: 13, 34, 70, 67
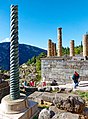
41, 58, 88, 83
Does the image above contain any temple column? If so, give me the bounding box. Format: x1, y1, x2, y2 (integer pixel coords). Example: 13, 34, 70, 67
51, 42, 54, 56
70, 40, 75, 56
57, 27, 62, 56
47, 39, 52, 57
54, 43, 56, 56
83, 34, 88, 60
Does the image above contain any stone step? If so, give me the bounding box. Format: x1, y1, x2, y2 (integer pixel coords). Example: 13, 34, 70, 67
79, 84, 88, 87
79, 81, 88, 87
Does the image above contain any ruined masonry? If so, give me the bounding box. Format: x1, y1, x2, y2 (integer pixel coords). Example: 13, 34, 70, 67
41, 29, 88, 83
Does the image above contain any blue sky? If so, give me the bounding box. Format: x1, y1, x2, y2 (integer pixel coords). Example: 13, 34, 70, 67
0, 0, 88, 49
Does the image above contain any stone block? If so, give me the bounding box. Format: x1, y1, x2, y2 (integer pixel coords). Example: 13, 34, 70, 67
0, 98, 38, 119
41, 59, 88, 83
53, 93, 85, 113
52, 112, 80, 119
30, 101, 38, 116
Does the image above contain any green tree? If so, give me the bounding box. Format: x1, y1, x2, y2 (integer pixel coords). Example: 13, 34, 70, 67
31, 56, 36, 64
36, 59, 41, 71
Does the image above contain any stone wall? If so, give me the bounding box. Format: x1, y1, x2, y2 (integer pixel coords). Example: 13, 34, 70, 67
41, 57, 88, 83
0, 81, 9, 101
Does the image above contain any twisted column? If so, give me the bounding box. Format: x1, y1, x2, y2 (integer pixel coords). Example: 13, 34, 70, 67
70, 40, 75, 56
58, 28, 62, 56
10, 5, 20, 100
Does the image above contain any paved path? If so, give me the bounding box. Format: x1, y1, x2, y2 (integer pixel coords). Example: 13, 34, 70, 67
55, 81, 88, 91
74, 81, 88, 91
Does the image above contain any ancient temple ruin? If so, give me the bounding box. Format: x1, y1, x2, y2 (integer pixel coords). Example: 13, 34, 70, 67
41, 28, 88, 83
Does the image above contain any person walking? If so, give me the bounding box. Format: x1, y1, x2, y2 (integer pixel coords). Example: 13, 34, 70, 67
72, 71, 80, 88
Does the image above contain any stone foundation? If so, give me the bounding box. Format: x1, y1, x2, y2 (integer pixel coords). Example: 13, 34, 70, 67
0, 81, 9, 101
0, 94, 38, 119
0, 101, 38, 119
41, 57, 88, 83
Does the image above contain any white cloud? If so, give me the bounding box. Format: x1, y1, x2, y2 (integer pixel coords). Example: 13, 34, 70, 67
0, 38, 10, 43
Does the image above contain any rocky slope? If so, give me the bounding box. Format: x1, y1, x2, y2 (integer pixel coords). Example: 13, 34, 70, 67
0, 42, 47, 70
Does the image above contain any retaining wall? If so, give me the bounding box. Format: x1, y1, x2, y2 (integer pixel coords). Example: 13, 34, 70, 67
41, 57, 88, 83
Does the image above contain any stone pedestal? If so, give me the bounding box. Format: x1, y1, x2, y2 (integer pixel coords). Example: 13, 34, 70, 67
0, 94, 38, 119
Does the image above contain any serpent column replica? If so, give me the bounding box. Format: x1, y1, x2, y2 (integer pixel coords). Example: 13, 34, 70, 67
0, 5, 38, 118
10, 5, 20, 100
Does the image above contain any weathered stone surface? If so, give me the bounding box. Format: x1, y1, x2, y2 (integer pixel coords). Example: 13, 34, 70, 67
49, 106, 87, 119
0, 100, 38, 119
28, 91, 43, 101
0, 81, 9, 89
41, 58, 88, 83
0, 81, 9, 101
83, 107, 88, 118
59, 87, 73, 93
64, 88, 73, 93
49, 106, 65, 114
38, 108, 50, 119
52, 112, 80, 119
41, 92, 55, 103
53, 94, 85, 113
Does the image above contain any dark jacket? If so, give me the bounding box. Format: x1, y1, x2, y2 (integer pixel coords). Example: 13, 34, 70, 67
72, 74, 79, 83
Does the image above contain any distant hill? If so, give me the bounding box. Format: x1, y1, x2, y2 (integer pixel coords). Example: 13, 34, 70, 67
0, 42, 47, 70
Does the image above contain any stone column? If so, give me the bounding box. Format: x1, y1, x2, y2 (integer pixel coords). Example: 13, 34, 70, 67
83, 34, 88, 58
10, 5, 20, 100
47, 39, 52, 57
54, 43, 56, 56
58, 27, 62, 56
0, 5, 38, 117
51, 42, 54, 56
70, 40, 75, 56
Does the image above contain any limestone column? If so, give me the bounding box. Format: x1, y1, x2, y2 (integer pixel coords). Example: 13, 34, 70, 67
51, 42, 54, 56
54, 43, 56, 56
83, 34, 88, 58
47, 39, 52, 57
70, 40, 75, 56
58, 27, 62, 56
